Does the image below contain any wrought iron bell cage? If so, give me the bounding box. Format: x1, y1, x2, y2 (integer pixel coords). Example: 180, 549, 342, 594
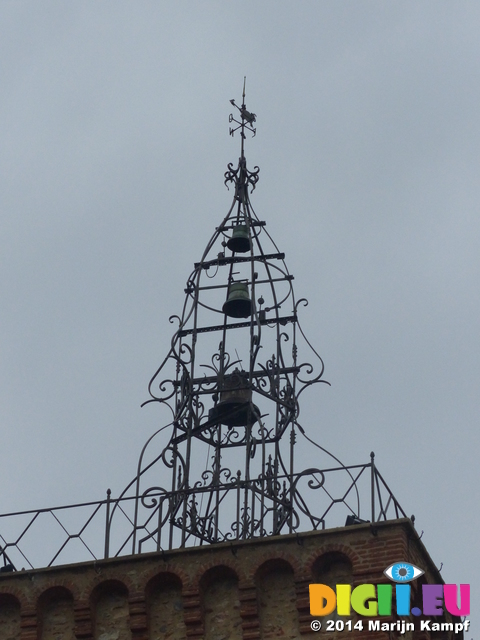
117, 89, 335, 552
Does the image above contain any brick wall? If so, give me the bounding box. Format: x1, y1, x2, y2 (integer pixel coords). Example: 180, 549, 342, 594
0, 519, 462, 640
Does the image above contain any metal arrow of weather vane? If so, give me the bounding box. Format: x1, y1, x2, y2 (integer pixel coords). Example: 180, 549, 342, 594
229, 78, 257, 140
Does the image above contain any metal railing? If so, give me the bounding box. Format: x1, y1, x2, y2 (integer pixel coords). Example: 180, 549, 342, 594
0, 453, 407, 572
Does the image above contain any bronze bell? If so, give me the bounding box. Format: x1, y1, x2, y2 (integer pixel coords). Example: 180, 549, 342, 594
222, 282, 252, 318
227, 225, 251, 253
209, 370, 260, 427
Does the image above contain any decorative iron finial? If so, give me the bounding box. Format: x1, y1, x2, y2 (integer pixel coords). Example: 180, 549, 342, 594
229, 77, 256, 153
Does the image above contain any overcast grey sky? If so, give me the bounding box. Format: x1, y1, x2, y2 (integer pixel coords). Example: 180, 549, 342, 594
0, 0, 477, 623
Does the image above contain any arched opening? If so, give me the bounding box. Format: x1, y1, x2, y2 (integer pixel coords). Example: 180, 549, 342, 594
37, 587, 75, 640
91, 580, 131, 640
312, 551, 353, 585
146, 572, 186, 640
200, 565, 242, 640
255, 559, 299, 639
0, 594, 20, 640
311, 552, 353, 631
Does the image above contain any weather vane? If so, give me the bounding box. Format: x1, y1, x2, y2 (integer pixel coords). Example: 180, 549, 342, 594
229, 77, 256, 140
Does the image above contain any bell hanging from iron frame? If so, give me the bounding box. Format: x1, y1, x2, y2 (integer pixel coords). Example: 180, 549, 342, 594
222, 282, 252, 318
227, 224, 251, 253
208, 370, 260, 427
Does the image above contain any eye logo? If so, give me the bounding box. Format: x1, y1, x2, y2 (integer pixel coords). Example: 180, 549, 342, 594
384, 562, 424, 583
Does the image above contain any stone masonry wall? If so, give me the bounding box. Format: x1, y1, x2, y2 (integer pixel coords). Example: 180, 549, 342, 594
0, 519, 462, 640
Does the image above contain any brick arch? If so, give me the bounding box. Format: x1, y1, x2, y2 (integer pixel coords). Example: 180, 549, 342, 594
35, 582, 77, 604
37, 584, 74, 606
89, 578, 130, 603
193, 558, 242, 591
0, 592, 21, 608
306, 543, 359, 576
145, 570, 183, 595
199, 564, 240, 590
25, 577, 80, 611
311, 550, 352, 570
254, 557, 295, 579
143, 562, 190, 592
252, 551, 303, 582
0, 588, 26, 609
